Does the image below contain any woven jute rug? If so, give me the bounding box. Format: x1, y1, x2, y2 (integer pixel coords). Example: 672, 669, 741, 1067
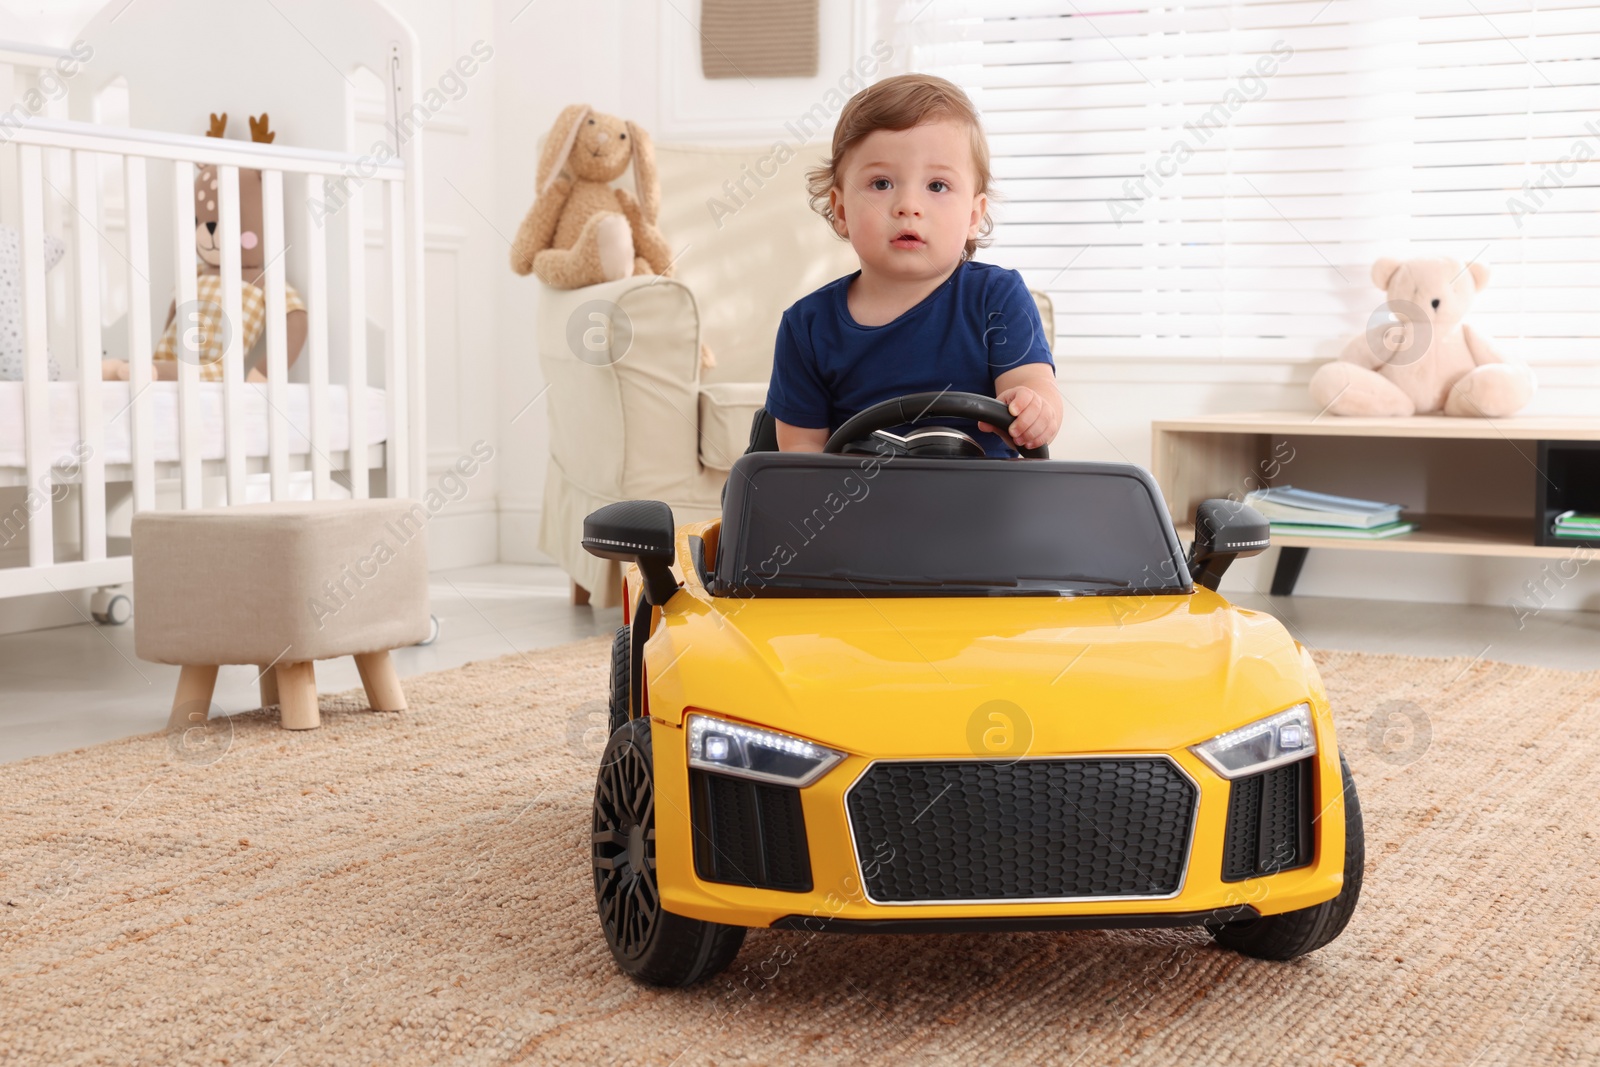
2, 639, 1597, 1065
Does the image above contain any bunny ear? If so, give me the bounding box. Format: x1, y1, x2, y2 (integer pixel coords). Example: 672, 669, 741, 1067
626, 120, 659, 224
537, 104, 590, 194
206, 112, 227, 138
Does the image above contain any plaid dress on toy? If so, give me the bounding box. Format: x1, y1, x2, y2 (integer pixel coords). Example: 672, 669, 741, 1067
153, 272, 305, 381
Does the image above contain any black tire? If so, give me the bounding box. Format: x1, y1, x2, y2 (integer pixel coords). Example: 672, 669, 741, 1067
1210, 753, 1365, 961
592, 718, 746, 986
607, 626, 630, 736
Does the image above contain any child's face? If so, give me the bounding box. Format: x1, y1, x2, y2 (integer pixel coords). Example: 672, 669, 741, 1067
829, 119, 986, 283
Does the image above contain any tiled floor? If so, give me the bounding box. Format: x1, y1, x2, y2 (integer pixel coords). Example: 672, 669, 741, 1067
1, 563, 1595, 765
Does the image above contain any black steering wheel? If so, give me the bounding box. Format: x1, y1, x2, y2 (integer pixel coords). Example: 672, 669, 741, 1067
823, 390, 1050, 459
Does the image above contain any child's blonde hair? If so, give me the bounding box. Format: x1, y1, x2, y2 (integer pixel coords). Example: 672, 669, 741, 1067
807, 73, 995, 260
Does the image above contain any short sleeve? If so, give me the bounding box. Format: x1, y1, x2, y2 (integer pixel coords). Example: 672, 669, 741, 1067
985, 269, 1055, 376
764, 312, 831, 429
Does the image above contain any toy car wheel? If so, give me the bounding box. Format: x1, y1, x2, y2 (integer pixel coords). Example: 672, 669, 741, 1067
607, 625, 630, 735
592, 718, 746, 986
1209, 754, 1365, 961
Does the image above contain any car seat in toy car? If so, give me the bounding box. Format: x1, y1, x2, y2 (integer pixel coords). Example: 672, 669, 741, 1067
721, 408, 781, 509
746, 408, 780, 454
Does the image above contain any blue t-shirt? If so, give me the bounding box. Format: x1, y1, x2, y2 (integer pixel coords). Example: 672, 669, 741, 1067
765, 260, 1054, 457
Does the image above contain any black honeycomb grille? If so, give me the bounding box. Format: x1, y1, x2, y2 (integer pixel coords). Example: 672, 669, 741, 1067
1221, 758, 1313, 882
690, 770, 812, 892
845, 759, 1197, 902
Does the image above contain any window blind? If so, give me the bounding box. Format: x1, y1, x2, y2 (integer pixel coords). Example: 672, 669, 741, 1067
891, 0, 1600, 363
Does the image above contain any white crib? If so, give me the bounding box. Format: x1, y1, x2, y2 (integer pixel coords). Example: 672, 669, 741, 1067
0, 1, 426, 616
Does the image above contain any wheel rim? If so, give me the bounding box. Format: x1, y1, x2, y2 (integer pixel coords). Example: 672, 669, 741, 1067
593, 736, 659, 960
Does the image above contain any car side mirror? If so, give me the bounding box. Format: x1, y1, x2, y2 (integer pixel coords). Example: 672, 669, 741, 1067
1188, 499, 1270, 591
582, 500, 680, 606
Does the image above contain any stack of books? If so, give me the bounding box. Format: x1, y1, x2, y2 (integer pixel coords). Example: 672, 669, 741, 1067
1552, 511, 1600, 540
1244, 487, 1415, 540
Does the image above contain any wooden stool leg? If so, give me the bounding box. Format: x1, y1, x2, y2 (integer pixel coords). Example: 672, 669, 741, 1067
276, 661, 320, 730
354, 650, 406, 712
571, 580, 591, 607
168, 664, 219, 730
258, 665, 280, 708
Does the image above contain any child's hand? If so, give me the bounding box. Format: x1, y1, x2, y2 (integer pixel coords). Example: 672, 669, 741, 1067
979, 382, 1062, 452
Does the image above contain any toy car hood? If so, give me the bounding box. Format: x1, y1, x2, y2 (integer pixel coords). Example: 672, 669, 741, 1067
648, 585, 1322, 757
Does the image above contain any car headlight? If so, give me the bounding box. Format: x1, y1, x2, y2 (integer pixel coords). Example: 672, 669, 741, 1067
1189, 702, 1316, 779
687, 714, 845, 787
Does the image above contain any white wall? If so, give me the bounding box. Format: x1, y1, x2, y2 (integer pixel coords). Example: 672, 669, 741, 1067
491, 0, 886, 563
491, 0, 628, 563
380, 0, 502, 571
485, 0, 1600, 613
1, 0, 1593, 630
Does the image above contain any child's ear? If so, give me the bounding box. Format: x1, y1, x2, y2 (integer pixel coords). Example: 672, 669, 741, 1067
969, 191, 988, 238
829, 186, 849, 238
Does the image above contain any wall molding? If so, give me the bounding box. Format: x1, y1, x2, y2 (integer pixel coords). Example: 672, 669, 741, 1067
427, 445, 498, 473
656, 0, 878, 141
497, 493, 542, 517
0, 589, 90, 638
353, 100, 468, 135
426, 506, 499, 570
365, 224, 466, 251
497, 494, 550, 566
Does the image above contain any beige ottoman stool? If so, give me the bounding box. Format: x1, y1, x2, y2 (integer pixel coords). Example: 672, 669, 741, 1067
132, 499, 431, 731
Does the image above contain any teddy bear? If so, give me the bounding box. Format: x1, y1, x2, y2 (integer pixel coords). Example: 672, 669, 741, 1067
0, 224, 67, 381
509, 104, 673, 289
102, 112, 307, 384
1310, 256, 1535, 417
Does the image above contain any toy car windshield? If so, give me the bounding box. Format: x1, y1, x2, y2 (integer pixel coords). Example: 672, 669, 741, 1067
714, 453, 1193, 598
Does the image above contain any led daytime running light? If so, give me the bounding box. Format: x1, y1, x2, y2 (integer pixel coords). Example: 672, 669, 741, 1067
1190, 702, 1317, 780
687, 714, 845, 787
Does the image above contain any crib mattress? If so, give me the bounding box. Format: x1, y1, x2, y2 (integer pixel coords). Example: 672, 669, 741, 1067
0, 382, 389, 469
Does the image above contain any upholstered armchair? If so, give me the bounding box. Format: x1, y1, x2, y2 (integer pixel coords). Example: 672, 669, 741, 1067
534, 143, 1055, 608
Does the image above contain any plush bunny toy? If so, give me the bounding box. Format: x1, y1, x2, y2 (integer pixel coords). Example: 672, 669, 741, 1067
1310, 256, 1535, 417
509, 104, 673, 289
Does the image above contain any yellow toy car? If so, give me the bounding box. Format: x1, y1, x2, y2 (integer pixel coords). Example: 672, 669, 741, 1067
583, 392, 1363, 987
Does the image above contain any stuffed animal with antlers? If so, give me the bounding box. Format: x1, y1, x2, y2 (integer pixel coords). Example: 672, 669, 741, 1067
509, 104, 673, 288
104, 112, 307, 383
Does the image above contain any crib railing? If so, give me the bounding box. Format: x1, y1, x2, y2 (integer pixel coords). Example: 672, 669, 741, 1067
3, 115, 424, 596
